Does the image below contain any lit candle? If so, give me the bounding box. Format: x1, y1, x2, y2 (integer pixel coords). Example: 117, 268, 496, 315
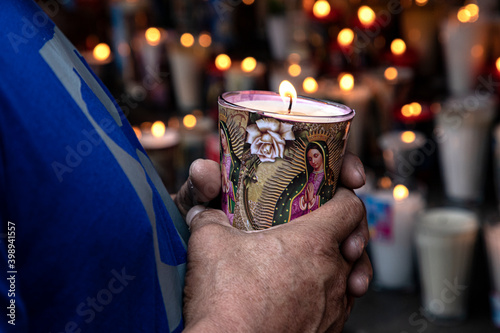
218, 84, 355, 230
80, 42, 113, 78
138, 121, 180, 150
360, 183, 425, 290
317, 73, 371, 156
225, 56, 266, 91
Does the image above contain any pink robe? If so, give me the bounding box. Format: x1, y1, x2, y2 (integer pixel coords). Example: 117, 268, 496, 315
290, 171, 324, 221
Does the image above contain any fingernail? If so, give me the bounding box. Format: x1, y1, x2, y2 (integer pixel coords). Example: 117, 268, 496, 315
186, 205, 206, 229
355, 162, 366, 185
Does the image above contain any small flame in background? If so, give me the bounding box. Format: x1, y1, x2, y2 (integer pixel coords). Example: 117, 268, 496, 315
215, 54, 231, 71
241, 57, 257, 73
358, 6, 376, 26
145, 27, 161, 46
93, 43, 110, 61
151, 121, 166, 138
339, 73, 354, 92
401, 131, 416, 143
393, 184, 409, 201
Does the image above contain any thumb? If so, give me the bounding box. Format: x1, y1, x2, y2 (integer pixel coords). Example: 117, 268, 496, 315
186, 206, 231, 232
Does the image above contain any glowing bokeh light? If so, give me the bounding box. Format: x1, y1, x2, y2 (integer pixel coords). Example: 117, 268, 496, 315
241, 57, 257, 72
393, 184, 409, 201
180, 33, 195, 47
391, 39, 406, 56
198, 32, 212, 48
215, 54, 231, 71
93, 43, 111, 61
384, 67, 398, 81
401, 131, 416, 143
302, 77, 319, 93
338, 28, 355, 47
358, 6, 376, 26
313, 0, 331, 19
339, 73, 354, 92
151, 121, 166, 138
183, 114, 197, 129
288, 64, 302, 77
145, 27, 161, 46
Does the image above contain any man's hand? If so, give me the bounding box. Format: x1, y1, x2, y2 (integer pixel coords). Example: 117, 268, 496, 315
179, 152, 372, 332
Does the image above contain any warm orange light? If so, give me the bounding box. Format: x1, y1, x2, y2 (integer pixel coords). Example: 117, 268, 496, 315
379, 176, 392, 189
198, 32, 212, 48
338, 28, 355, 47
465, 4, 479, 22
279, 80, 297, 102
384, 67, 398, 81
313, 0, 331, 19
241, 57, 257, 72
410, 102, 422, 116
242, 0, 254, 4
457, 7, 472, 23
391, 39, 406, 56
339, 73, 354, 92
302, 77, 318, 93
183, 114, 197, 129
288, 64, 302, 77
393, 184, 409, 201
471, 44, 484, 58
93, 43, 111, 62
415, 0, 428, 5
401, 131, 416, 143
496, 57, 500, 72
401, 104, 412, 117
132, 126, 142, 140
180, 33, 195, 47
358, 6, 376, 26
215, 54, 231, 71
145, 27, 161, 46
151, 121, 166, 138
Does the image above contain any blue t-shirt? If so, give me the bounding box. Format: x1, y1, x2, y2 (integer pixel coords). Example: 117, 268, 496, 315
0, 1, 189, 332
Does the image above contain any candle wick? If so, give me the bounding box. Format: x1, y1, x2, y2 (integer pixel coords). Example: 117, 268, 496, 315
287, 94, 293, 113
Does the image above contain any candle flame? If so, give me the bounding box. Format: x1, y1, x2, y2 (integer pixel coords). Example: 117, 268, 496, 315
415, 0, 428, 6
93, 43, 111, 61
180, 33, 194, 47
145, 27, 161, 46
401, 102, 422, 117
338, 28, 355, 47
132, 126, 142, 140
339, 73, 354, 92
288, 64, 302, 77
379, 176, 392, 189
358, 6, 376, 26
401, 131, 416, 143
198, 32, 212, 48
241, 57, 257, 72
151, 121, 166, 138
183, 114, 197, 129
393, 184, 409, 201
496, 57, 500, 72
303, 77, 318, 94
391, 39, 406, 56
215, 54, 231, 71
313, 0, 331, 19
279, 80, 297, 111
242, 0, 254, 4
384, 67, 398, 81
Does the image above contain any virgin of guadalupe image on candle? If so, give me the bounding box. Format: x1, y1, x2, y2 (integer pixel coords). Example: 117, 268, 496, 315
220, 120, 242, 225
250, 127, 346, 229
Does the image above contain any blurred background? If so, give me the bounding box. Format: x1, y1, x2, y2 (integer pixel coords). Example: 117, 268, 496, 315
39, 0, 500, 331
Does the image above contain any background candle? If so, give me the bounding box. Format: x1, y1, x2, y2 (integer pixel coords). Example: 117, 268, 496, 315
415, 208, 479, 323
361, 184, 425, 290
